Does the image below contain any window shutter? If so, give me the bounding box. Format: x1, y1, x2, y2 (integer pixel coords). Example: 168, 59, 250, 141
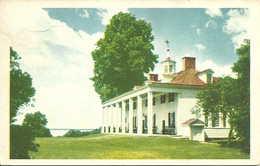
153, 114, 156, 127
172, 112, 175, 128
169, 93, 174, 102
133, 117, 135, 128
145, 116, 147, 128
168, 112, 171, 127
136, 116, 137, 128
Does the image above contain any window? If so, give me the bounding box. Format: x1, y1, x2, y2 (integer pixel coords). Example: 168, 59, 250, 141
133, 116, 137, 128
126, 103, 129, 111
145, 99, 148, 107
212, 112, 219, 127
169, 65, 173, 73
168, 112, 175, 128
153, 114, 156, 128
160, 94, 166, 104
169, 93, 174, 102
153, 97, 156, 105
164, 65, 168, 73
133, 101, 137, 109
144, 115, 147, 128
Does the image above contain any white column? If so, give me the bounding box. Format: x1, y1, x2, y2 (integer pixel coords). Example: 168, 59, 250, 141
115, 103, 120, 134
118, 103, 121, 133
111, 104, 116, 133
101, 107, 105, 133
147, 91, 153, 135
110, 106, 113, 133
106, 106, 109, 133
129, 98, 133, 134
208, 112, 212, 127
122, 101, 126, 134
226, 115, 230, 128
219, 112, 223, 127
137, 95, 143, 135
105, 106, 109, 133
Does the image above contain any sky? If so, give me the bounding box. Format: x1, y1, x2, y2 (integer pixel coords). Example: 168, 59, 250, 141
1, 5, 250, 130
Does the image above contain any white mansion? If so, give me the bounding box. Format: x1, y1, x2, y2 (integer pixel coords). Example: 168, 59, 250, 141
101, 52, 230, 141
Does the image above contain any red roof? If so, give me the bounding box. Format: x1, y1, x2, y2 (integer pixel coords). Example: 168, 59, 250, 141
195, 69, 213, 75
170, 68, 206, 86
182, 118, 197, 125
134, 85, 143, 90
162, 73, 179, 78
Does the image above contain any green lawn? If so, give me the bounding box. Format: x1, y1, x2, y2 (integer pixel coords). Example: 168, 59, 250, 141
29, 134, 249, 159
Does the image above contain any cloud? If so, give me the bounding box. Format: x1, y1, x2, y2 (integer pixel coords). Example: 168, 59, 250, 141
196, 28, 201, 35
190, 24, 201, 35
205, 19, 217, 28
205, 8, 223, 17
154, 56, 235, 78
194, 44, 206, 51
80, 9, 90, 18
96, 8, 129, 25
2, 4, 104, 129
222, 9, 249, 49
197, 60, 236, 78
223, 9, 249, 34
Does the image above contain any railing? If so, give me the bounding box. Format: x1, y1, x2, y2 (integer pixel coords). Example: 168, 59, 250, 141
162, 127, 176, 135
133, 127, 137, 133
142, 127, 157, 134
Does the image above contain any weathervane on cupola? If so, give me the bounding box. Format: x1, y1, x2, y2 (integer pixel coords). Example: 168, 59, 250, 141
160, 40, 176, 76
165, 40, 170, 59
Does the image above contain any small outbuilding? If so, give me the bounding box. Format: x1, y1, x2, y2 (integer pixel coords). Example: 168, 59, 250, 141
182, 118, 205, 142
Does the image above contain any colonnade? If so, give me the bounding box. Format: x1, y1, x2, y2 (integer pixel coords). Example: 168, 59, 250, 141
101, 91, 154, 135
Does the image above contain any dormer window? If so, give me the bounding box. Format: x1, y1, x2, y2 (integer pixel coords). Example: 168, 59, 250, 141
207, 73, 212, 83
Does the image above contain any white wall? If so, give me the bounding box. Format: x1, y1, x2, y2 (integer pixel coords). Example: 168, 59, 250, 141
182, 126, 191, 139
197, 73, 207, 83
177, 89, 199, 136
136, 93, 179, 134
204, 128, 230, 138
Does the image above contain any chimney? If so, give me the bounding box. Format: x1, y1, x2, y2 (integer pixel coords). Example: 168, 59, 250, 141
182, 57, 196, 70
149, 74, 158, 81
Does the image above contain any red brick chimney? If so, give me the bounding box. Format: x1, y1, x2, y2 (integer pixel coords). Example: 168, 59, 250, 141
149, 74, 158, 81
182, 57, 196, 70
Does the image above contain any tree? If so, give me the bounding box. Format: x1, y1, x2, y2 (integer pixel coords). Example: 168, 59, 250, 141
10, 125, 39, 159
230, 39, 250, 146
63, 128, 101, 137
63, 130, 87, 137
10, 47, 38, 158
193, 40, 250, 148
91, 12, 158, 102
10, 47, 36, 123
22, 111, 52, 137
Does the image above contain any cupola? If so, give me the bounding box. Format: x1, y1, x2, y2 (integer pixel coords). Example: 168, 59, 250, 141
160, 41, 176, 75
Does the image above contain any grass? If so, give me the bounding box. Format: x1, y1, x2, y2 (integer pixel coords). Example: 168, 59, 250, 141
29, 134, 249, 159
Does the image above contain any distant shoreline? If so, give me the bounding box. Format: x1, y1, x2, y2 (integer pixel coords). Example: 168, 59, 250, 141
49, 129, 95, 131
49, 129, 95, 137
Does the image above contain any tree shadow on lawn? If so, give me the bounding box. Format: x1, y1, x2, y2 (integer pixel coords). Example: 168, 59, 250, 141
208, 139, 250, 155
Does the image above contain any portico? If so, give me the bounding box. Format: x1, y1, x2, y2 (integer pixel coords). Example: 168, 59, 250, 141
102, 86, 155, 135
